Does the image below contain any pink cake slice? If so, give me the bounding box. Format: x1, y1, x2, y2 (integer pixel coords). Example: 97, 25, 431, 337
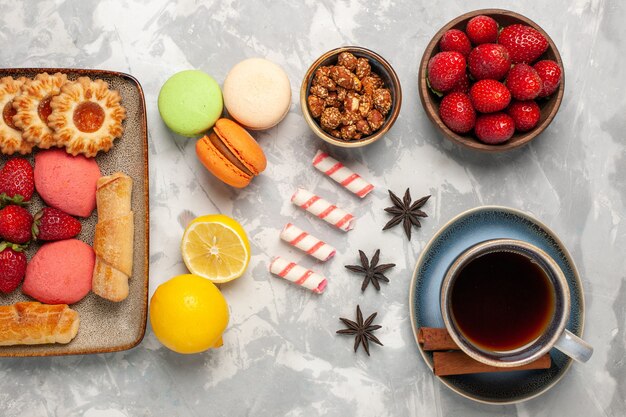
22, 239, 95, 305
34, 149, 102, 217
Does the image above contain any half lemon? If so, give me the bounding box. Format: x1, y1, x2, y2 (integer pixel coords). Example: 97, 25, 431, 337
181, 214, 250, 283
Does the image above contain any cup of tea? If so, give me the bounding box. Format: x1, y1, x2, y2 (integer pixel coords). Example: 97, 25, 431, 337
440, 238, 593, 367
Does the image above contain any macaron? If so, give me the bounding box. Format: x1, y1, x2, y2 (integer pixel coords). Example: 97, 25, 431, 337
223, 58, 291, 130
196, 118, 266, 188
158, 70, 223, 136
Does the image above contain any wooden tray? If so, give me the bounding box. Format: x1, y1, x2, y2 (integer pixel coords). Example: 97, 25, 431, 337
0, 68, 149, 356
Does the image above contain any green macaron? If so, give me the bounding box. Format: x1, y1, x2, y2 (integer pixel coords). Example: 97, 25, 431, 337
158, 70, 223, 137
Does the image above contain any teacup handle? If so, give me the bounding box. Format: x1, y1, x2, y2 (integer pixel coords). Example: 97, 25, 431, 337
554, 329, 593, 363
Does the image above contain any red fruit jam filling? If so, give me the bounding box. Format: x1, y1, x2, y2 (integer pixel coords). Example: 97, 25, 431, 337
38, 96, 53, 123
73, 101, 105, 133
3, 102, 17, 130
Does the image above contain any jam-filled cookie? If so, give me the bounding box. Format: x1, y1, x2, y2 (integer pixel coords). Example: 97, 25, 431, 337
12, 72, 68, 149
0, 76, 34, 155
48, 77, 126, 157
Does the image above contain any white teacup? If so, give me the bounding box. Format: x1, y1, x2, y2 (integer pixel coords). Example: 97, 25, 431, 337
440, 239, 593, 367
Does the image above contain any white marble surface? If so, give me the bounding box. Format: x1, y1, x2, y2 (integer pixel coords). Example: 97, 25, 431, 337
1, 0, 625, 416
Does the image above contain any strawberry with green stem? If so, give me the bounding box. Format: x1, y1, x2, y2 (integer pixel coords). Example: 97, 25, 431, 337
32, 207, 82, 241
0, 242, 27, 294
0, 158, 34, 205
0, 205, 33, 244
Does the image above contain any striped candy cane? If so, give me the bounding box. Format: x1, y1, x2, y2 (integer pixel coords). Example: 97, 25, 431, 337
280, 223, 336, 261
269, 257, 327, 294
291, 188, 355, 232
312, 150, 374, 198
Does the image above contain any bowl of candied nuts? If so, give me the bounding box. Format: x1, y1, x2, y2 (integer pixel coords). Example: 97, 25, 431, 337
300, 46, 402, 147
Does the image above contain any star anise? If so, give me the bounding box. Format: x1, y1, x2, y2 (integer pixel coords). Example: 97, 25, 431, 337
382, 188, 430, 240
345, 249, 395, 291
336, 305, 383, 356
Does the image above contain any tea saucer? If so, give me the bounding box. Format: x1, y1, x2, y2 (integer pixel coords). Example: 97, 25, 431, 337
409, 206, 585, 404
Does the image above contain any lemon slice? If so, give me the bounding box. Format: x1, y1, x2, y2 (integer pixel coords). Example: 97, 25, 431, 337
181, 214, 250, 283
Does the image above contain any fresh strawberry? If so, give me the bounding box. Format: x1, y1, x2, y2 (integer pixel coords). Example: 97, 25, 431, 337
439, 29, 472, 56
0, 243, 27, 294
427, 51, 467, 93
32, 207, 82, 241
468, 44, 511, 80
533, 60, 562, 98
439, 93, 476, 134
506, 64, 543, 100
498, 24, 548, 64
466, 15, 499, 45
0, 158, 34, 204
475, 113, 516, 144
469, 80, 511, 113
450, 73, 470, 93
507, 100, 541, 132
449, 73, 469, 94
0, 205, 33, 244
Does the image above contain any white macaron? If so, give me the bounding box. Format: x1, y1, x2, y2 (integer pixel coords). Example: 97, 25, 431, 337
223, 58, 291, 130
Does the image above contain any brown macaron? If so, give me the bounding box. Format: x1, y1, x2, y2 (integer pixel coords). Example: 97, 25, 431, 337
196, 118, 267, 188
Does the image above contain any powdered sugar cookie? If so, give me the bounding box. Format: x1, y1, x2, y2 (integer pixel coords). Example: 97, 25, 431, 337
48, 77, 126, 157
0, 76, 34, 155
12, 72, 68, 149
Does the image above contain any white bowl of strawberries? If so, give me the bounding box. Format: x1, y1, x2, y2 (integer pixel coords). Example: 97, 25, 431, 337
418, 9, 564, 152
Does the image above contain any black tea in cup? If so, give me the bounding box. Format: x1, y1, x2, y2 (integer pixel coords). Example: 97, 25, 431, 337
450, 251, 556, 352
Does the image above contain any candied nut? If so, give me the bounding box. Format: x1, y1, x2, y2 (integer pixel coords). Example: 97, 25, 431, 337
310, 84, 329, 99
314, 66, 332, 80
337, 52, 358, 71
323, 127, 341, 138
340, 124, 358, 140
336, 87, 347, 101
325, 92, 340, 108
355, 58, 371, 79
352, 75, 362, 92
373, 88, 392, 115
344, 94, 360, 113
358, 94, 372, 117
356, 118, 372, 135
367, 109, 385, 131
316, 75, 336, 91
330, 65, 357, 89
362, 74, 383, 96
320, 107, 342, 130
341, 110, 362, 126
353, 132, 363, 140
308, 95, 325, 118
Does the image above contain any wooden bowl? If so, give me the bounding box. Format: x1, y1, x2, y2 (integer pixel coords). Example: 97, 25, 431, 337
300, 46, 402, 148
418, 9, 564, 152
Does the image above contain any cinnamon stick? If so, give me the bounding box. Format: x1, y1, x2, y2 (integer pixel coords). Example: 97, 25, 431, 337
418, 327, 459, 351
433, 351, 551, 376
